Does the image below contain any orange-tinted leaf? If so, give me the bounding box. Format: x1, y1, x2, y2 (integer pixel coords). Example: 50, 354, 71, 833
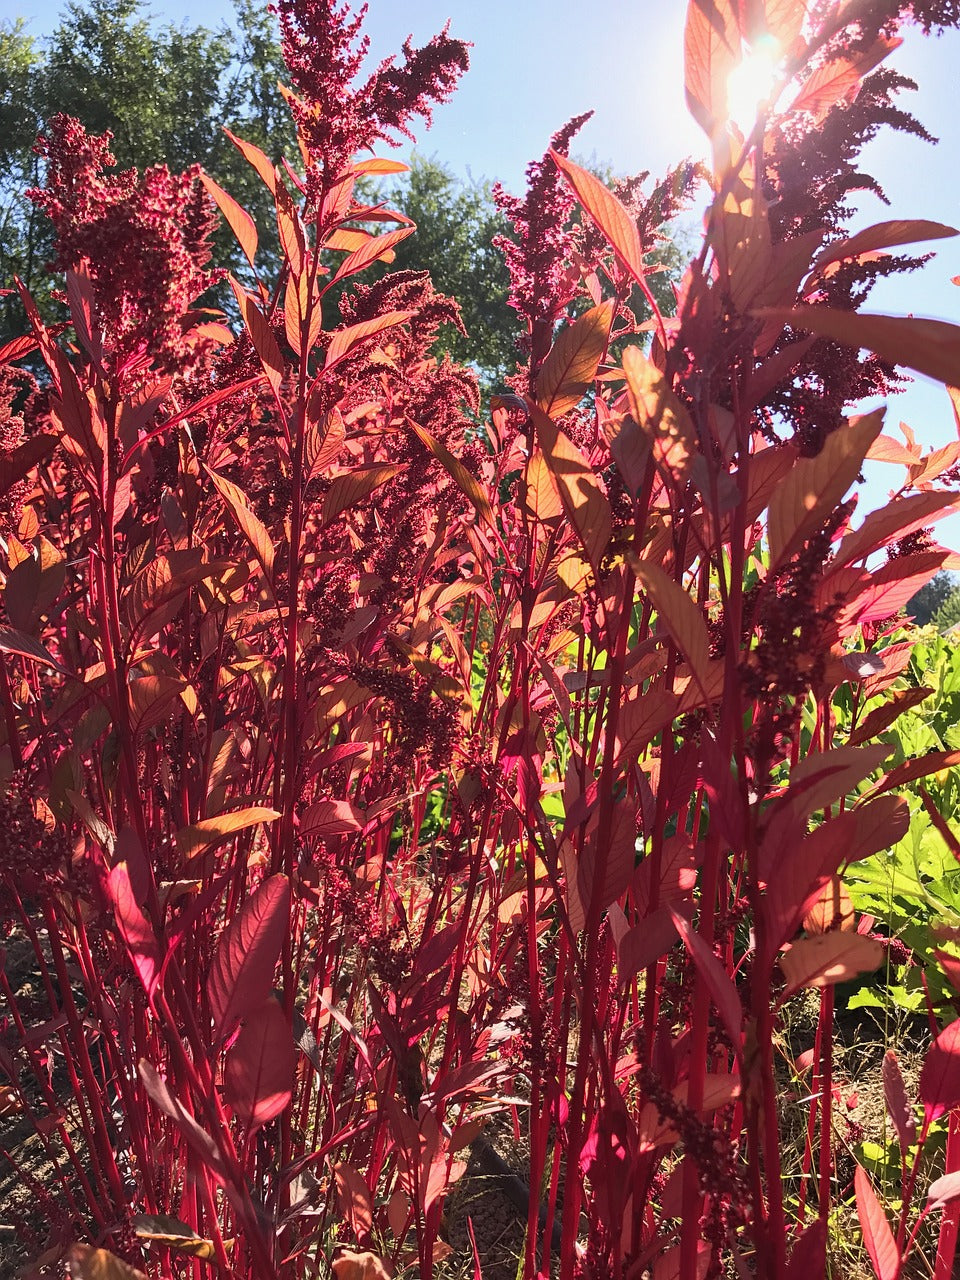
529, 404, 611, 569
300, 798, 364, 836
684, 0, 740, 136
536, 301, 614, 417
201, 172, 258, 270
275, 179, 305, 278
330, 1250, 392, 1280
767, 307, 960, 388
814, 220, 957, 276
352, 157, 409, 175
324, 311, 413, 371
322, 464, 402, 526
759, 0, 806, 48
839, 551, 948, 624
228, 278, 285, 393
802, 875, 855, 934
207, 873, 290, 1041
578, 795, 638, 921
332, 227, 414, 284
333, 1162, 375, 1240
630, 558, 712, 698
407, 418, 495, 529
224, 995, 294, 1127
779, 932, 883, 996
67, 1246, 146, 1280
223, 127, 277, 194
855, 1164, 901, 1280
614, 688, 679, 766
177, 806, 281, 861
128, 675, 185, 735
622, 345, 696, 484
867, 433, 920, 466
835, 491, 960, 568
132, 1215, 218, 1260
205, 466, 276, 580
550, 151, 645, 284
0, 432, 57, 500
920, 1019, 960, 1121
767, 408, 884, 567
788, 37, 901, 123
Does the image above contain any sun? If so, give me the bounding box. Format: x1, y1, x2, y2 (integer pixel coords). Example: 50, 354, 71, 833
726, 36, 783, 132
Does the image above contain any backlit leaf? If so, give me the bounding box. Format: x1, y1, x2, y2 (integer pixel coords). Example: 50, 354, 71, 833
767, 408, 884, 567
132, 1215, 218, 1260
550, 151, 645, 284
107, 860, 161, 996
855, 1164, 901, 1280
684, 0, 740, 137
630, 559, 713, 700
882, 1051, 917, 1153
529, 404, 611, 569
201, 173, 257, 270
228, 277, 285, 394
788, 37, 901, 123
814, 219, 957, 275
177, 806, 281, 860
536, 301, 614, 417
766, 307, 960, 388
834, 491, 960, 568
333, 1162, 375, 1240
671, 909, 742, 1051
205, 466, 275, 580
275, 179, 305, 278
0, 625, 69, 675
324, 311, 413, 371
332, 227, 414, 284
223, 995, 294, 1127
850, 687, 933, 746
351, 157, 409, 175
207, 872, 290, 1041
223, 127, 277, 193
322, 464, 402, 526
407, 418, 495, 529
875, 749, 960, 794
779, 932, 883, 996
67, 1246, 146, 1280
622, 345, 696, 485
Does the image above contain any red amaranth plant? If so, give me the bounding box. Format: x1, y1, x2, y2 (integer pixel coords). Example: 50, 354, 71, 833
4, 2, 960, 1279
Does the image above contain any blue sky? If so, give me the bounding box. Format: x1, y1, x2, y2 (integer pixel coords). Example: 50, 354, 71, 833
11, 0, 960, 549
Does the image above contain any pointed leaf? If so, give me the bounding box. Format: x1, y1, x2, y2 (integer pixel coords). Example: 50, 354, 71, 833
550, 151, 645, 284
855, 1163, 901, 1280
332, 227, 414, 283
875, 750, 960, 794
322, 464, 402, 527
529, 404, 611, 569
333, 1162, 375, 1240
684, 0, 741, 136
138, 1060, 224, 1180
407, 418, 495, 529
107, 860, 161, 996
671, 908, 742, 1051
815, 220, 957, 275
767, 308, 960, 388
834, 491, 960, 569
850, 687, 933, 746
132, 1215, 218, 1260
920, 1019, 960, 1122
0, 625, 69, 675
630, 558, 712, 699
207, 873, 290, 1040
275, 179, 305, 278
927, 1172, 960, 1210
201, 173, 257, 270
622, 345, 696, 484
205, 466, 275, 579
767, 408, 884, 567
536, 302, 614, 417
223, 995, 294, 1127
324, 311, 413, 371
223, 127, 277, 193
0, 433, 57, 499
788, 37, 902, 123
67, 1246, 146, 1280
228, 277, 285, 393
177, 806, 280, 861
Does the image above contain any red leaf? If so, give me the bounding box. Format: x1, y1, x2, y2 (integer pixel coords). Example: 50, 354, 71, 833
855, 1163, 901, 1280
324, 311, 413, 371
766, 307, 960, 389
671, 909, 743, 1052
876, 750, 960, 794
767, 408, 884, 567
883, 1050, 918, 1153
622, 345, 696, 485
788, 38, 901, 123
0, 433, 57, 501
617, 906, 683, 981
577, 795, 638, 921
406, 418, 495, 530
207, 874, 290, 1042
785, 1219, 827, 1280
107, 859, 161, 996
223, 995, 294, 1128
630, 558, 713, 700
835, 491, 960, 569
332, 227, 414, 284
0, 625, 69, 675
814, 220, 957, 276
322, 464, 402, 527
138, 1060, 225, 1180
683, 0, 741, 137
300, 798, 364, 836
927, 1171, 960, 1210
205, 466, 276, 580
201, 172, 258, 270
536, 302, 615, 418
275, 179, 305, 278
223, 127, 277, 194
228, 278, 285, 393
550, 151, 646, 285
333, 1162, 375, 1241
920, 1020, 960, 1122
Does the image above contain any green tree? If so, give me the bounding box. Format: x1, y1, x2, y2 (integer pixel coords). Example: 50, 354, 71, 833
907, 570, 960, 626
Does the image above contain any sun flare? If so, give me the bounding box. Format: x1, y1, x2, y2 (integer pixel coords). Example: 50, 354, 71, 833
726, 38, 782, 131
